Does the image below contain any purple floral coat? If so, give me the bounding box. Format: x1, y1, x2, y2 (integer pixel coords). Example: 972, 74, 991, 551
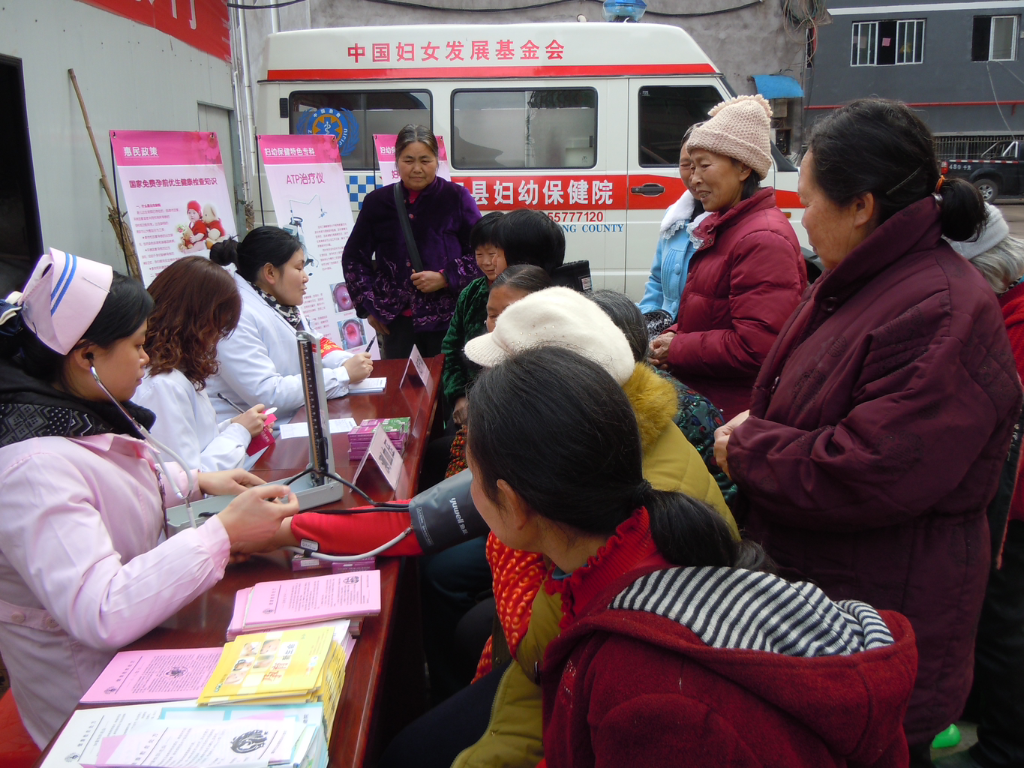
342, 178, 482, 332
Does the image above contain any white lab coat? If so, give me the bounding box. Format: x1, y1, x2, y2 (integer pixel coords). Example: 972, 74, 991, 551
207, 273, 353, 421
133, 369, 252, 472
0, 433, 229, 747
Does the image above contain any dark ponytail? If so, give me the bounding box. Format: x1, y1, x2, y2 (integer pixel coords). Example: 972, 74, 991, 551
936, 177, 986, 242
233, 226, 302, 284
808, 98, 985, 241
209, 237, 239, 267
467, 346, 768, 570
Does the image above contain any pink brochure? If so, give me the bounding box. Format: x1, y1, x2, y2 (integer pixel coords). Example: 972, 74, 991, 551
243, 570, 382, 631
225, 587, 252, 641
80, 648, 223, 704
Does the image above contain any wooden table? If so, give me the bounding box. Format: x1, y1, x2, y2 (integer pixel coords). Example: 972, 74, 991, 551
34, 356, 442, 768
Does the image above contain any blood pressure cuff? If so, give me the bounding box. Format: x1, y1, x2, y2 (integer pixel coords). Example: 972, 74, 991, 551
289, 470, 488, 557
290, 506, 424, 557
409, 470, 488, 554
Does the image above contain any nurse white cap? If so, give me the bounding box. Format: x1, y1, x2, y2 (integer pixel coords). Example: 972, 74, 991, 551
464, 286, 635, 385
20, 249, 113, 355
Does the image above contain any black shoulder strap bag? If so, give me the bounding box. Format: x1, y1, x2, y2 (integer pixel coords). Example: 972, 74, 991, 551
393, 183, 425, 273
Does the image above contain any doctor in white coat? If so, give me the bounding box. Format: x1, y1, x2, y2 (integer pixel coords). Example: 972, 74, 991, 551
206, 228, 373, 421
134, 256, 266, 472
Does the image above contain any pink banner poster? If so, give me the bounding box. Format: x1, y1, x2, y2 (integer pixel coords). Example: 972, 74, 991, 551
373, 134, 451, 186
111, 130, 237, 285
259, 134, 375, 355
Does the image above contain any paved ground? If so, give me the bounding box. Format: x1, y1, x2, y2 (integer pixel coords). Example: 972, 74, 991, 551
997, 201, 1024, 238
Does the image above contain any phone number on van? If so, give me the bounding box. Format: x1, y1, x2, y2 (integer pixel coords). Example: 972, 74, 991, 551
547, 211, 604, 223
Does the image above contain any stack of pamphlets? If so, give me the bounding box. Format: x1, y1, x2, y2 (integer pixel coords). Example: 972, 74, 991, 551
347, 417, 410, 461
348, 377, 387, 394
199, 624, 348, 741
225, 570, 381, 641
41, 700, 327, 768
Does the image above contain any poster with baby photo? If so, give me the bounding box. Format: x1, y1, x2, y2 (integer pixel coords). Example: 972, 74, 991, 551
110, 130, 237, 285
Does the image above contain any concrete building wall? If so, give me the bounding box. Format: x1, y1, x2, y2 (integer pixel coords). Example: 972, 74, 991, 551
0, 0, 234, 273
807, 1, 1024, 134
241, 0, 807, 124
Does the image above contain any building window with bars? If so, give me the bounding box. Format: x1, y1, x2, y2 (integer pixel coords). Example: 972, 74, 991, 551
851, 19, 925, 66
972, 16, 1019, 61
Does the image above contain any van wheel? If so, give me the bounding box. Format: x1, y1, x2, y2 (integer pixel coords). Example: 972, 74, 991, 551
973, 178, 1000, 202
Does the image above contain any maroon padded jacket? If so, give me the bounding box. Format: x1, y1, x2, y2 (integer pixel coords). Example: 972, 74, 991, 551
728, 196, 1023, 744
665, 187, 806, 420
542, 563, 918, 768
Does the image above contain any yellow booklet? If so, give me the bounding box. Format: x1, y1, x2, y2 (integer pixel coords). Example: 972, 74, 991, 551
199, 626, 335, 706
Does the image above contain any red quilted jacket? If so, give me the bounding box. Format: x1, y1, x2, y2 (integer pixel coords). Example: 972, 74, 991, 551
540, 510, 918, 768
666, 187, 806, 420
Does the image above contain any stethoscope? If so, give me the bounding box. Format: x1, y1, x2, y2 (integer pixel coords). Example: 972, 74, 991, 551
89, 364, 199, 530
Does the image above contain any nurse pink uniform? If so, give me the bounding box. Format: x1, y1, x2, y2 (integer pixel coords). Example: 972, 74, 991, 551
0, 249, 231, 747
0, 433, 230, 746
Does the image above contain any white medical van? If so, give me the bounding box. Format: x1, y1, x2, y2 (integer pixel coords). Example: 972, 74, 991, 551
256, 23, 807, 298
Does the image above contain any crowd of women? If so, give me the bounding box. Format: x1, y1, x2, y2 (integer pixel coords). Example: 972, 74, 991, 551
1, 95, 1023, 768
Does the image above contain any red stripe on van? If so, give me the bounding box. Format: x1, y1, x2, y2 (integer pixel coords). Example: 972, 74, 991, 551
266, 63, 718, 81
625, 177, 805, 211
775, 189, 802, 209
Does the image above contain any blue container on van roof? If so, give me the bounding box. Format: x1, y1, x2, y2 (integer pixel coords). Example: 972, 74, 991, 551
602, 0, 647, 22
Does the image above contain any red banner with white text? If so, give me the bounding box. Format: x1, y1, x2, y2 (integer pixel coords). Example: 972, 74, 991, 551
77, 0, 230, 62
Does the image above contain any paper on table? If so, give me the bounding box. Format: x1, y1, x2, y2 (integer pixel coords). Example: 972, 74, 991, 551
348, 377, 386, 394
40, 702, 169, 768
158, 702, 325, 768
81, 648, 223, 704
95, 718, 294, 767
278, 418, 357, 440
243, 571, 381, 631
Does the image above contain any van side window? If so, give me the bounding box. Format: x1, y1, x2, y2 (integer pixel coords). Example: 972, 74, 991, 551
638, 86, 722, 167
451, 88, 597, 170
288, 91, 432, 171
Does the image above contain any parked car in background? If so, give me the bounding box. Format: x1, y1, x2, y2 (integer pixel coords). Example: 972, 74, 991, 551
941, 138, 1022, 202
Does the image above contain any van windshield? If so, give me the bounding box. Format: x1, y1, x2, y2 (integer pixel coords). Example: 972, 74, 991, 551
452, 88, 598, 170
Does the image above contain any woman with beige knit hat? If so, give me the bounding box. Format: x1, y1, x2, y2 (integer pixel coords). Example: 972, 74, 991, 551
649, 94, 806, 420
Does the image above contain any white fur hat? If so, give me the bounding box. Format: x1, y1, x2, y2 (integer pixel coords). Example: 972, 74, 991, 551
948, 204, 1011, 260
687, 94, 773, 180
464, 286, 635, 385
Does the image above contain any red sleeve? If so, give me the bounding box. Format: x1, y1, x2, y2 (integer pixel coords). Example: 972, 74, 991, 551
319, 337, 343, 357
592, 696, 764, 768
667, 231, 804, 378
729, 328, 1018, 531
290, 508, 423, 556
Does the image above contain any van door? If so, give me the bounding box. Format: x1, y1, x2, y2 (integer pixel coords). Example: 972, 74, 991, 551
625, 80, 729, 299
